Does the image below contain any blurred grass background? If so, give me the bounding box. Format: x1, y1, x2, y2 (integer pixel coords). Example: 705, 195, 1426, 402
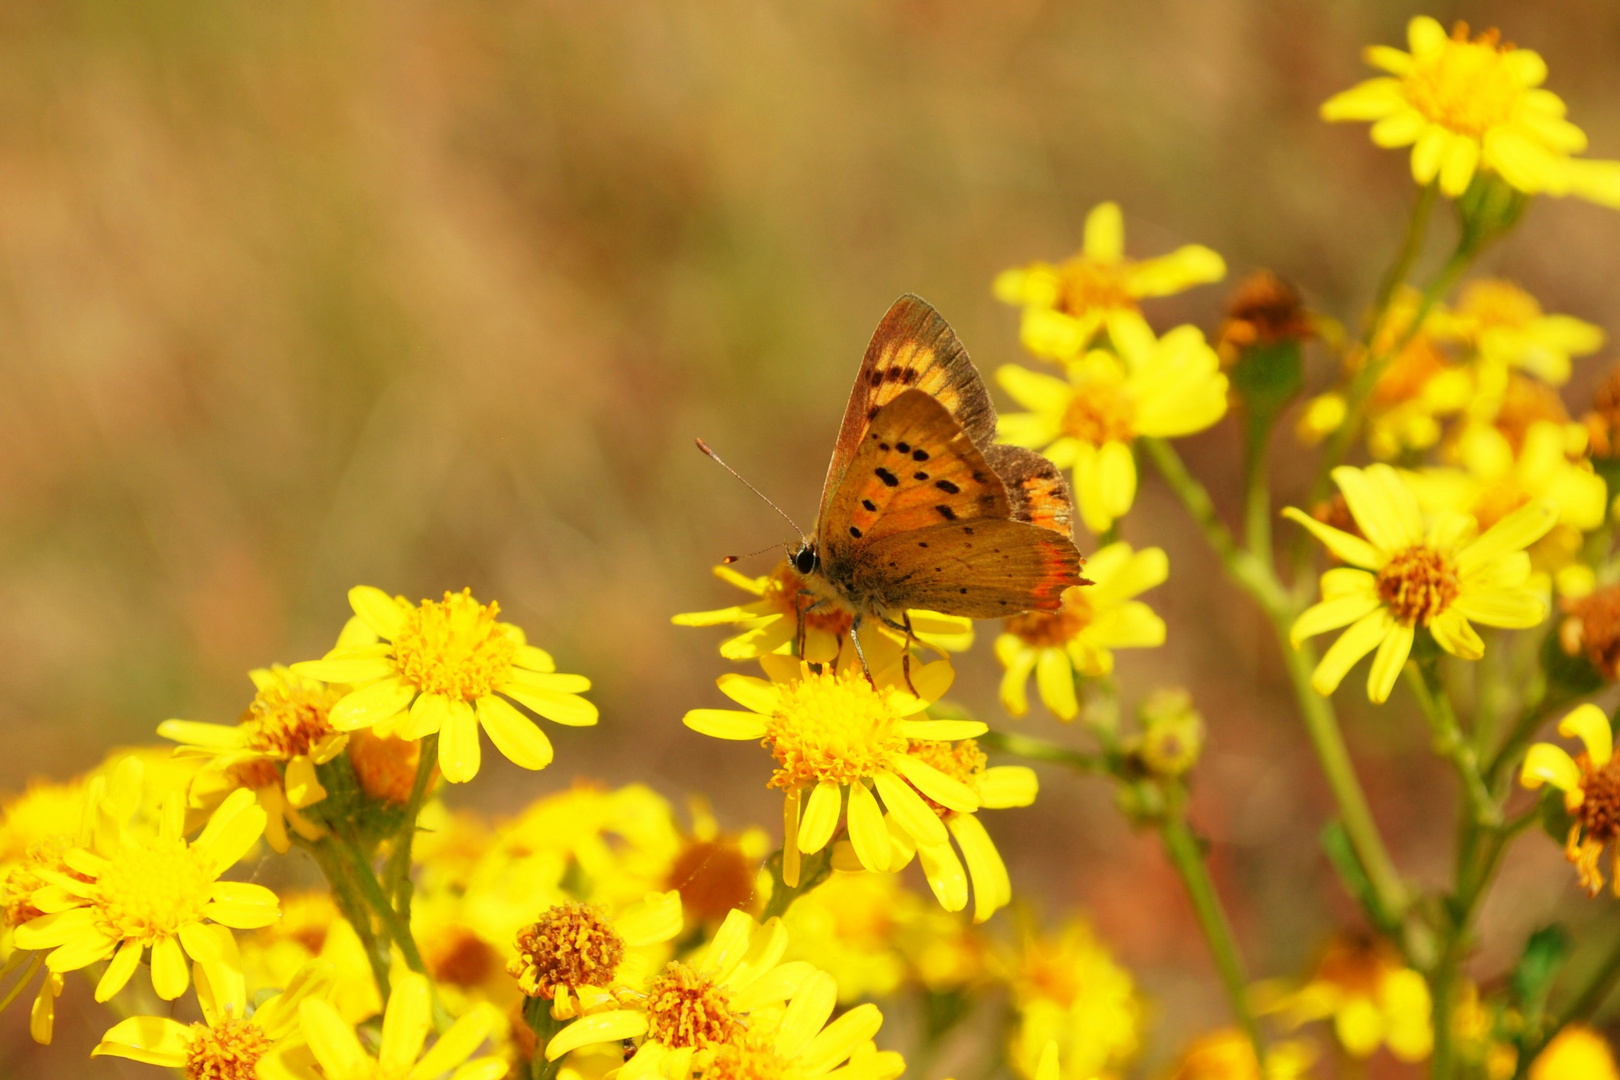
5, 0, 1620, 1075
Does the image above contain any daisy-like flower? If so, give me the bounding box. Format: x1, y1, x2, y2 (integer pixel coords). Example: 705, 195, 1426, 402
1285, 464, 1555, 703
997, 323, 1228, 534
701, 969, 899, 1080
993, 201, 1226, 362
1521, 704, 1620, 897
1170, 1029, 1317, 1080
157, 665, 347, 854
1256, 933, 1432, 1063
875, 738, 1036, 922
1005, 918, 1142, 1080
91, 957, 330, 1078
291, 970, 508, 1080
995, 542, 1168, 720
673, 560, 973, 665
1321, 16, 1620, 205
291, 586, 597, 784
683, 652, 984, 892
542, 909, 817, 1080
1445, 279, 1605, 387
14, 759, 278, 1003
1529, 1025, 1620, 1080
507, 891, 683, 1019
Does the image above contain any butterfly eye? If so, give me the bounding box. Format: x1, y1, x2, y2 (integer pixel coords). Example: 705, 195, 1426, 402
794, 546, 818, 575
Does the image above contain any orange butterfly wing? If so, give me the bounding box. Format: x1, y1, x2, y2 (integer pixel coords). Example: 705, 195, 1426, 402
818, 295, 997, 527
854, 518, 1085, 618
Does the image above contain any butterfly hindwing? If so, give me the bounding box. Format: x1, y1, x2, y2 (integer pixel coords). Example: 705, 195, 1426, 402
849, 518, 1085, 618
818, 389, 1009, 575
818, 295, 997, 525
982, 444, 1077, 539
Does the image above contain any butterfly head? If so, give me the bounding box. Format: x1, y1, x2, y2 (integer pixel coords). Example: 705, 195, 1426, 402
792, 541, 819, 577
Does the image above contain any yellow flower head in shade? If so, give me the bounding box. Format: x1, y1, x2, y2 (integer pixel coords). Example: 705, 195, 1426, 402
665, 798, 771, 926
1521, 704, 1620, 897
291, 586, 597, 784
1255, 932, 1431, 1063
995, 542, 1168, 720
994, 201, 1226, 362
12, 757, 278, 1004
1168, 1028, 1317, 1080
780, 870, 910, 1003
157, 665, 347, 854
998, 323, 1228, 534
1445, 279, 1605, 387
1005, 918, 1142, 1080
1285, 464, 1555, 703
239, 889, 383, 1026
507, 891, 683, 1020
673, 560, 973, 665
1530, 1024, 1620, 1080
92, 958, 331, 1079
544, 910, 857, 1080
1321, 16, 1620, 206
294, 970, 507, 1080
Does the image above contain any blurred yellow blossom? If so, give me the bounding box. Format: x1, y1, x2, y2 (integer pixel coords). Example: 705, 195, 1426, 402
1322, 16, 1620, 204
994, 202, 1225, 361
1445, 279, 1604, 386
293, 586, 596, 784
1257, 933, 1431, 1062
995, 542, 1168, 720
997, 324, 1228, 533
1531, 1025, 1620, 1080
1170, 1028, 1317, 1080
1286, 464, 1554, 702
293, 970, 507, 1080
1005, 918, 1142, 1080
1521, 703, 1620, 896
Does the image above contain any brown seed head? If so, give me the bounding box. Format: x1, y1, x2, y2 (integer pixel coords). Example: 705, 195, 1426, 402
666, 840, 756, 924
644, 962, 739, 1049
1584, 365, 1620, 459
185, 1017, 272, 1080
508, 902, 625, 998
1375, 546, 1460, 625
1215, 271, 1313, 364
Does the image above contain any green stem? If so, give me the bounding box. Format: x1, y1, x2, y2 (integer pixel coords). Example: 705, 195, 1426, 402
333, 830, 429, 976
383, 732, 439, 918
302, 835, 392, 999
1159, 792, 1267, 1066
1406, 660, 1501, 828
1243, 424, 1273, 560
1371, 184, 1439, 334
1485, 696, 1562, 793
979, 730, 1109, 775
762, 844, 833, 920
524, 995, 568, 1080
1144, 437, 1411, 934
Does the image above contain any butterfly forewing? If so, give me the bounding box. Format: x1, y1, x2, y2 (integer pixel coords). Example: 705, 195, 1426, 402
852, 518, 1084, 618
818, 295, 998, 526
819, 389, 1009, 568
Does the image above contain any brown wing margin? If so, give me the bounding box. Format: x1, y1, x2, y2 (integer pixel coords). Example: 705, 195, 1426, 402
857, 518, 1087, 618
982, 444, 1077, 540
818, 295, 998, 523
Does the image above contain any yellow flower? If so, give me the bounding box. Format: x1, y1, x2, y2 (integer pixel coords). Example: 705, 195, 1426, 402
673, 559, 973, 665
664, 798, 771, 926
1005, 918, 1142, 1080
998, 324, 1229, 533
702, 972, 900, 1080
1285, 464, 1555, 702
1521, 704, 1620, 896
995, 543, 1168, 719
781, 871, 911, 1003
1169, 1029, 1316, 1080
1321, 16, 1620, 205
994, 201, 1226, 361
157, 665, 347, 854
92, 958, 330, 1078
490, 782, 681, 907
1530, 1025, 1620, 1080
292, 586, 597, 784
241, 890, 383, 1025
1445, 279, 1604, 386
292, 970, 508, 1080
507, 892, 683, 1020
686, 653, 1027, 918
0, 778, 90, 1045
1257, 933, 1431, 1062
542, 909, 825, 1080
13, 758, 278, 1003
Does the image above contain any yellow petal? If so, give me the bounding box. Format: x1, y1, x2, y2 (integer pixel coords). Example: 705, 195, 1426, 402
1521, 743, 1581, 792
1034, 648, 1079, 721
1429, 608, 1484, 660
1083, 201, 1124, 262
1311, 610, 1395, 697
500, 685, 598, 727
1125, 245, 1226, 297
1458, 500, 1557, 575
91, 1016, 192, 1066
290, 657, 395, 685
717, 674, 779, 713
301, 998, 371, 1079
616, 891, 684, 947
410, 1004, 499, 1080
916, 840, 968, 912
1558, 704, 1613, 768
438, 700, 482, 784
776, 971, 839, 1059
892, 755, 978, 813
1450, 588, 1547, 629
381, 973, 433, 1078
996, 637, 1036, 718
1321, 77, 1405, 121
349, 585, 407, 640
846, 781, 890, 873
195, 788, 267, 871
1334, 465, 1419, 552
872, 769, 947, 846
1367, 622, 1414, 704
683, 709, 768, 740
1292, 594, 1382, 647
1281, 508, 1381, 569
978, 766, 1038, 809
150, 936, 189, 1000
329, 678, 416, 732
477, 695, 555, 770
797, 782, 843, 855
902, 719, 987, 740
95, 940, 143, 1003
802, 1002, 885, 1074
949, 814, 1010, 922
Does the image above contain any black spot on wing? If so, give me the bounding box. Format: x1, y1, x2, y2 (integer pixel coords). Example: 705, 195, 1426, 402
875, 468, 899, 487
936, 505, 957, 521
849, 526, 862, 538
935, 479, 960, 494
913, 471, 929, 481
862, 499, 876, 512
912, 448, 929, 461
896, 441, 910, 453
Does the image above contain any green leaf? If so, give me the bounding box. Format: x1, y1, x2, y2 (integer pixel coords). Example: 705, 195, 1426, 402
1541, 626, 1603, 702
1511, 924, 1571, 1016
1541, 786, 1576, 845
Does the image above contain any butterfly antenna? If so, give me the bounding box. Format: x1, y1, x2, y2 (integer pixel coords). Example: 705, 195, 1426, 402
694, 437, 806, 542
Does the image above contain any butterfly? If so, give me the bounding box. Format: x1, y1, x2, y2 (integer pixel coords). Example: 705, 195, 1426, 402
787, 294, 1089, 672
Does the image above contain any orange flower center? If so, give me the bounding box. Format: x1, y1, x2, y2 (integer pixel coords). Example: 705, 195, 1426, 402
1061, 384, 1135, 446
1577, 754, 1620, 843
240, 679, 341, 760
1056, 260, 1136, 316
666, 840, 756, 924
1006, 586, 1093, 647
508, 901, 625, 998
644, 962, 739, 1050
1375, 545, 1460, 625
392, 590, 516, 701
1400, 23, 1524, 137
186, 1017, 271, 1080
905, 739, 986, 817
94, 840, 214, 944
427, 925, 500, 988
1562, 585, 1620, 680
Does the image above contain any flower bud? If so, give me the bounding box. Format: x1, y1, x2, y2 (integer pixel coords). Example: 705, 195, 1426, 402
1137, 688, 1205, 777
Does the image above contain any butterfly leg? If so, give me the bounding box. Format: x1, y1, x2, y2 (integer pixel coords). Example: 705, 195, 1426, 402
847, 613, 876, 688
876, 611, 921, 696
